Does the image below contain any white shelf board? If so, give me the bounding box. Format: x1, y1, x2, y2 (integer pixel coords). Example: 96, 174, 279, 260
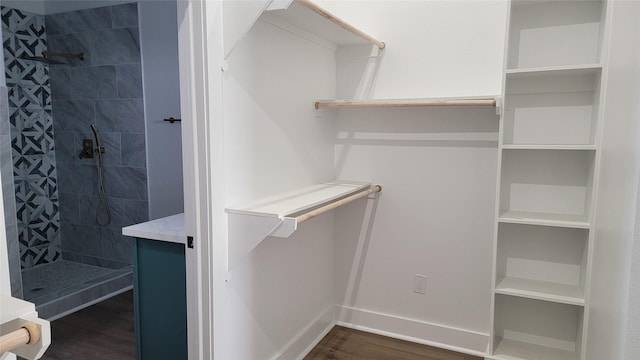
315, 96, 499, 109
226, 180, 372, 218
495, 277, 585, 306
494, 337, 577, 360
505, 63, 602, 78
262, 0, 383, 49
499, 210, 590, 229
502, 144, 596, 151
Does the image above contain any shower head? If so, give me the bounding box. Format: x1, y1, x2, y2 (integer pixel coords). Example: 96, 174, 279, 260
19, 56, 66, 65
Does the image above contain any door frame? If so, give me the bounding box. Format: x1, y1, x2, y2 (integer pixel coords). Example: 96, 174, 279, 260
176, 1, 224, 358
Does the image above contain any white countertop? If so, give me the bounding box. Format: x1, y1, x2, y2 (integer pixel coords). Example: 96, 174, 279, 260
122, 213, 185, 244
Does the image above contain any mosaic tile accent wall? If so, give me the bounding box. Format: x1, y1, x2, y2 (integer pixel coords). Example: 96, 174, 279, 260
1, 34, 23, 296
46, 3, 148, 266
1, 6, 62, 269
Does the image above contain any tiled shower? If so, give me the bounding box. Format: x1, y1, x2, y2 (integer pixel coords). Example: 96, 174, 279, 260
1, 3, 148, 319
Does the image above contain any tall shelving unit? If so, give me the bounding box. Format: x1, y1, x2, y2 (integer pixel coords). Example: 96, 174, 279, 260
490, 1, 608, 359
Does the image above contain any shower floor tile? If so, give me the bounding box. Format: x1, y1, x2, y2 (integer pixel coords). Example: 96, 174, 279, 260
21, 260, 132, 320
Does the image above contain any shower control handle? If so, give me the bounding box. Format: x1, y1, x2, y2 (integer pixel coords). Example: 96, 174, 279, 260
79, 139, 94, 159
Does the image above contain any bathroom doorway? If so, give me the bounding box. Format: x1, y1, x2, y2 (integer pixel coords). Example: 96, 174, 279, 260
1, 0, 182, 327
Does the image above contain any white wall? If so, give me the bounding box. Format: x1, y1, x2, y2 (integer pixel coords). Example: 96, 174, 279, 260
626, 181, 640, 359
217, 0, 507, 357
221, 18, 337, 360
139, 0, 184, 219
588, 1, 640, 359
318, 0, 506, 99
326, 0, 506, 354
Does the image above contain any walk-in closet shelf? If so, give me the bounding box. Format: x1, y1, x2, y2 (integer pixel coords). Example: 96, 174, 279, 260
226, 181, 381, 270
494, 295, 583, 360
491, 0, 607, 359
495, 223, 588, 306
507, 0, 604, 70
314, 97, 499, 110
261, 0, 385, 50
498, 149, 595, 227
503, 67, 602, 147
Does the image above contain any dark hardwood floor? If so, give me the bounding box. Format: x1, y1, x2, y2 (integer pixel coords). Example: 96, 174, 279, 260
40, 292, 480, 360
305, 326, 483, 360
41, 290, 135, 360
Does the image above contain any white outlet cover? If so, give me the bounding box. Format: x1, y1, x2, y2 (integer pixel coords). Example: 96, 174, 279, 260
414, 274, 427, 295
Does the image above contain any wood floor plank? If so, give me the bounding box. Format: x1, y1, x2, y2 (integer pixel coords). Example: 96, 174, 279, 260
41, 291, 135, 360
305, 326, 484, 360
39, 292, 482, 360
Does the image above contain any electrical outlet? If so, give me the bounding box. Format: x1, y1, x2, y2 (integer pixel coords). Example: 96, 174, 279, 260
413, 274, 427, 295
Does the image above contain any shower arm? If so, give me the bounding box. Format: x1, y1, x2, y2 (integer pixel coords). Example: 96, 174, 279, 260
42, 51, 84, 60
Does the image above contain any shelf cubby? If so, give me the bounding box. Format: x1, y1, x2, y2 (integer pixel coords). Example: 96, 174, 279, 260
495, 223, 588, 306
494, 294, 583, 360
503, 67, 602, 146
499, 149, 595, 227
498, 210, 590, 229
507, 0, 604, 70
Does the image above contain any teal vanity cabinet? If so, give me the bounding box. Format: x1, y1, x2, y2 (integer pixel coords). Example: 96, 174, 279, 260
123, 213, 187, 360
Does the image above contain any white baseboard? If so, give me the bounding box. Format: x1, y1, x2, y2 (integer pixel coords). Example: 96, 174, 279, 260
336, 305, 489, 357
272, 305, 335, 360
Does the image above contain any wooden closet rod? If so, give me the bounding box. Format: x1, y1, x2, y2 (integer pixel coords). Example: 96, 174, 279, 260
0, 322, 41, 354
296, 185, 382, 224
315, 98, 497, 109
295, 0, 386, 49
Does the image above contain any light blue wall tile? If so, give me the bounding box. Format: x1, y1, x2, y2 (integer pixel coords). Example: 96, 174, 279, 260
58, 191, 79, 224
56, 162, 98, 196
95, 99, 144, 133
91, 28, 140, 65
46, 32, 92, 67
60, 222, 103, 257
49, 68, 71, 100
0, 86, 9, 135
116, 64, 142, 98
121, 133, 145, 167
112, 3, 138, 29
69, 66, 117, 100
45, 7, 112, 36
62, 251, 130, 269
99, 132, 122, 166
78, 195, 125, 229
6, 223, 23, 298
124, 199, 148, 226
104, 166, 147, 200
52, 100, 95, 133
53, 131, 77, 164
0, 135, 17, 226
101, 228, 132, 263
